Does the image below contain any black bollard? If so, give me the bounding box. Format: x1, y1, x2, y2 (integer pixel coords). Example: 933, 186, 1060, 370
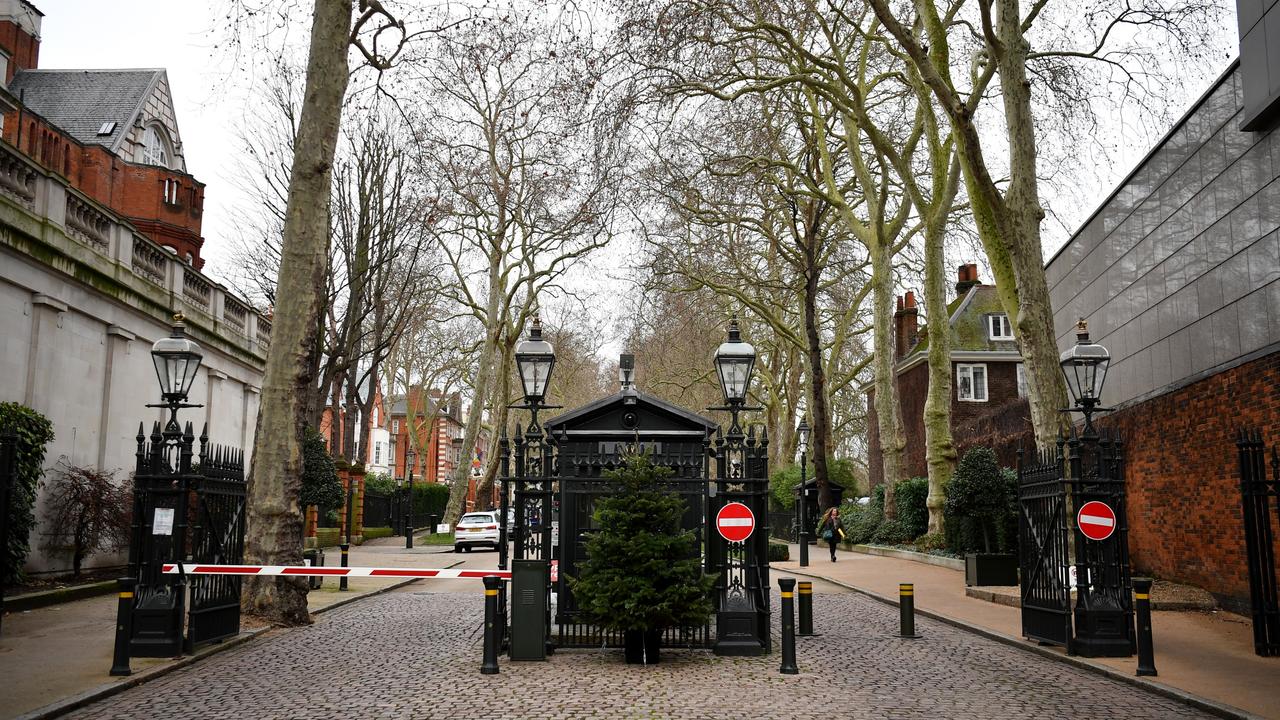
798, 580, 816, 636
339, 543, 350, 591
899, 583, 920, 638
482, 576, 501, 675
405, 522, 414, 550
109, 577, 135, 676
779, 577, 798, 675
1133, 578, 1157, 676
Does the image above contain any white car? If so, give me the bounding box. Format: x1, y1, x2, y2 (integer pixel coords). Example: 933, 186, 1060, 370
454, 511, 501, 553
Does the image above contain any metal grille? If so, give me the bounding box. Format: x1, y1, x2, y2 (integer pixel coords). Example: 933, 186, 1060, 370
1237, 429, 1280, 656
363, 489, 394, 529
186, 442, 245, 650
1017, 443, 1073, 650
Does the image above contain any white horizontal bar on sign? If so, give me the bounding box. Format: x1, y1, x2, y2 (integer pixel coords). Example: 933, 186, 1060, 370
718, 518, 753, 526
1078, 514, 1114, 527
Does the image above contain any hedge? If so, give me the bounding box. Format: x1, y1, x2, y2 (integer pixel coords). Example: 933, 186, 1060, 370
314, 528, 340, 548
2, 402, 55, 585
767, 541, 790, 562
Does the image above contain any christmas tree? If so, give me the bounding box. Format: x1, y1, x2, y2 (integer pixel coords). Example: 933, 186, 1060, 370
568, 454, 715, 645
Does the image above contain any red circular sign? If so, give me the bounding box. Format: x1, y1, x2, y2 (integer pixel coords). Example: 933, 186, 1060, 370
716, 502, 755, 543
1077, 501, 1117, 541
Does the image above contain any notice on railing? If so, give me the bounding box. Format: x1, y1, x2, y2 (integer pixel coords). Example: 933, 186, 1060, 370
153, 507, 175, 535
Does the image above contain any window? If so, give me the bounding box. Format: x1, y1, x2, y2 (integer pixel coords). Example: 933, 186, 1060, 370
989, 314, 1014, 340
1017, 364, 1028, 399
97, 122, 116, 136
372, 406, 379, 426
163, 178, 180, 205
141, 124, 172, 168
957, 363, 988, 402
374, 442, 383, 464
392, 419, 400, 435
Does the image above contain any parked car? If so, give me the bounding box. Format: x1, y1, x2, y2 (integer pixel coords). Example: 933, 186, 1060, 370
454, 511, 501, 552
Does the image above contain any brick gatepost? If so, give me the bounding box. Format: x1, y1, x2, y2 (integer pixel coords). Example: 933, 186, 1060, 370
351, 466, 367, 543
304, 505, 319, 549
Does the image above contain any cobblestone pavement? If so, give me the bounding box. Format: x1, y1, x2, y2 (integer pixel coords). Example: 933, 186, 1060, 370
66, 589, 1214, 720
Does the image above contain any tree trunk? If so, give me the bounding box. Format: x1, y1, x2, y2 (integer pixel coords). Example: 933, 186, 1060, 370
922, 218, 956, 536
995, 0, 1071, 450
242, 0, 352, 626
444, 324, 499, 524
801, 216, 833, 512
870, 238, 903, 518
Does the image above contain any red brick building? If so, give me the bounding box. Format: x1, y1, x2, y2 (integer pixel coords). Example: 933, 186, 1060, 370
387, 388, 495, 510
866, 265, 1028, 487
0, 0, 207, 267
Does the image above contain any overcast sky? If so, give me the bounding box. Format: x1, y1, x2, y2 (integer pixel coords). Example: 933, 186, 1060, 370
37, 0, 1240, 299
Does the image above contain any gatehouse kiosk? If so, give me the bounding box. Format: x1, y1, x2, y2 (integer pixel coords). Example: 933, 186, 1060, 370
500, 358, 773, 656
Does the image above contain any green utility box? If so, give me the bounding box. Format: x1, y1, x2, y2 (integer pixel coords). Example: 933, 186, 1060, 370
510, 559, 548, 661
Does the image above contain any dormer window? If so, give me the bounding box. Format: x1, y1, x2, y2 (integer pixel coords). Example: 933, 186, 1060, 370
141, 124, 172, 168
989, 314, 1014, 340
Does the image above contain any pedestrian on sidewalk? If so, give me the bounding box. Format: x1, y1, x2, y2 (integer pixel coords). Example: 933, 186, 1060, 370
817, 506, 842, 562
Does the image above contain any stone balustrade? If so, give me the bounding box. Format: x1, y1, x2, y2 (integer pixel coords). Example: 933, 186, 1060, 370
0, 138, 270, 359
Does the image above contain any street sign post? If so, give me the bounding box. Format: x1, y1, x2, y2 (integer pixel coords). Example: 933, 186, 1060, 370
716, 502, 755, 543
1077, 500, 1117, 541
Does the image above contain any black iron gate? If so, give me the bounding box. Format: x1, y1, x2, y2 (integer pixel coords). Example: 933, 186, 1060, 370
186, 441, 246, 650
128, 418, 246, 657
1237, 429, 1280, 657
1017, 443, 1073, 650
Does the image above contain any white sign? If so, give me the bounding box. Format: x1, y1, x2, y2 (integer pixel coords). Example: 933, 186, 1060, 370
437, 523, 450, 534
153, 507, 175, 536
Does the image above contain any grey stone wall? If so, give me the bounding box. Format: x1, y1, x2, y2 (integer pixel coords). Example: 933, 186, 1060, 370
1046, 61, 1280, 409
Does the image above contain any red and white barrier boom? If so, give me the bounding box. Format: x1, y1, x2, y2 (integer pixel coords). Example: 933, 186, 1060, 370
161, 563, 511, 580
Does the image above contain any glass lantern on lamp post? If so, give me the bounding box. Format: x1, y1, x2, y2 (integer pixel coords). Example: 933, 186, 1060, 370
150, 313, 204, 429
1059, 319, 1111, 434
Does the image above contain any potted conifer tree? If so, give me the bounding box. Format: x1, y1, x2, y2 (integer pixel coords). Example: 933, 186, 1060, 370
567, 454, 715, 664
946, 447, 1020, 586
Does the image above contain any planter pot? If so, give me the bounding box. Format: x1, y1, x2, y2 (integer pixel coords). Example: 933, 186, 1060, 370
623, 629, 661, 664
965, 553, 1019, 586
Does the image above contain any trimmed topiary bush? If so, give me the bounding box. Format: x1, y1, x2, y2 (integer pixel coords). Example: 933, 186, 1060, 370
767, 540, 790, 562
944, 447, 1018, 554
1, 402, 56, 585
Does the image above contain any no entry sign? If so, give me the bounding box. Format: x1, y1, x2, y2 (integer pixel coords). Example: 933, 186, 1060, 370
1077, 501, 1117, 541
716, 502, 755, 543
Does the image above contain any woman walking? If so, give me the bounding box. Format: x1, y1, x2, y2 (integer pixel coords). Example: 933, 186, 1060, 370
817, 506, 842, 562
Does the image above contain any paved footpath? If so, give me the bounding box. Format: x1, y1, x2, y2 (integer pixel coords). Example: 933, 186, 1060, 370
62, 583, 1215, 720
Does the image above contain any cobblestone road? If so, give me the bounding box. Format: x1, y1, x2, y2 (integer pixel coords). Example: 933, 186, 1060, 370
67, 588, 1213, 720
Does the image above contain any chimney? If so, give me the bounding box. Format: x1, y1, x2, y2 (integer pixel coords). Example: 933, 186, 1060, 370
955, 263, 980, 297
894, 291, 919, 359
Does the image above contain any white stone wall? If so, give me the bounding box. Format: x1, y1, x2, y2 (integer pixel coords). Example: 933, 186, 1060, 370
1, 251, 263, 574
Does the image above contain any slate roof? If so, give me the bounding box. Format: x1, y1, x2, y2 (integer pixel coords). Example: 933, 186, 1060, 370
544, 389, 717, 432
905, 284, 1021, 357
9, 69, 163, 151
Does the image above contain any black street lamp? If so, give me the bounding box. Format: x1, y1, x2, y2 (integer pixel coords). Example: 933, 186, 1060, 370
405, 448, 416, 549
149, 313, 204, 429
796, 417, 811, 568
1059, 318, 1110, 433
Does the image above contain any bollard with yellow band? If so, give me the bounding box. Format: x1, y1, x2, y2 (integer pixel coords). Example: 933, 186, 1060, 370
778, 577, 798, 674
797, 580, 816, 636
109, 577, 135, 676
898, 583, 921, 639
481, 575, 502, 674
1133, 577, 1157, 676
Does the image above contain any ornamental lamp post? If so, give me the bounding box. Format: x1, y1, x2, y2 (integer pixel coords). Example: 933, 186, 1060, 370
150, 313, 204, 426
1059, 318, 1111, 434
796, 417, 811, 568
405, 448, 417, 549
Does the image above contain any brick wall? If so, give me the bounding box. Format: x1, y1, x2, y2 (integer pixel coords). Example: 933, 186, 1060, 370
868, 358, 1023, 486
0, 19, 38, 82
1095, 348, 1280, 609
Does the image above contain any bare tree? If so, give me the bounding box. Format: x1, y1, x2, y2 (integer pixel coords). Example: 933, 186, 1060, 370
405, 4, 631, 524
